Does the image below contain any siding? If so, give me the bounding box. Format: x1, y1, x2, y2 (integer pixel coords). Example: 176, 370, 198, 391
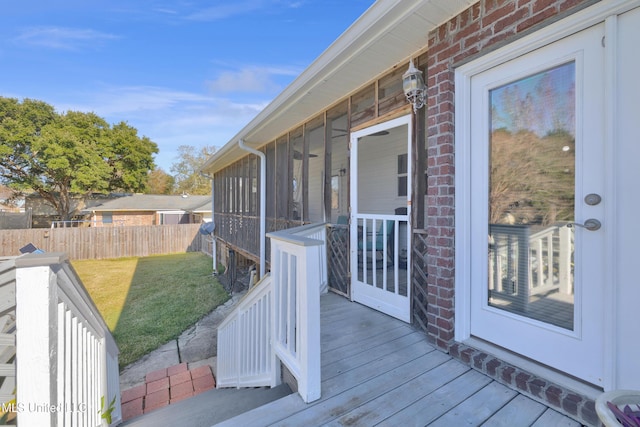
357, 126, 407, 215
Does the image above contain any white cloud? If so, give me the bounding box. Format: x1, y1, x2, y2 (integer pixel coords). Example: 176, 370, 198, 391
14, 26, 119, 50
206, 65, 300, 94
55, 85, 270, 170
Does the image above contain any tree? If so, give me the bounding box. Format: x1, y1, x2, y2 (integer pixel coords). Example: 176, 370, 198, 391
170, 145, 216, 195
0, 97, 158, 220
146, 168, 175, 194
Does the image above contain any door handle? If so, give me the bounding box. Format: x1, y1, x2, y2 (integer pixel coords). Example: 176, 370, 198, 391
567, 219, 601, 231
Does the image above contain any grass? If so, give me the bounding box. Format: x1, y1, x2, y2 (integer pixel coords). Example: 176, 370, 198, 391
72, 252, 229, 369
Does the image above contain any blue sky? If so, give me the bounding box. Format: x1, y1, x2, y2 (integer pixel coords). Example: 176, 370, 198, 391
0, 0, 373, 171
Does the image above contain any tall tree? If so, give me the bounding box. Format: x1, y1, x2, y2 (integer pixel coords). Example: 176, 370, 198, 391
170, 145, 216, 195
146, 168, 175, 194
0, 97, 158, 220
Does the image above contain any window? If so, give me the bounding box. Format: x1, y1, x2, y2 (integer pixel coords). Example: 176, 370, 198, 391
102, 212, 113, 224
397, 154, 408, 197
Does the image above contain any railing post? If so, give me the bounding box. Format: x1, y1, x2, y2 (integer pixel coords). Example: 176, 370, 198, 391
559, 225, 572, 294
270, 242, 282, 389
15, 263, 58, 427
298, 244, 321, 403
105, 333, 122, 425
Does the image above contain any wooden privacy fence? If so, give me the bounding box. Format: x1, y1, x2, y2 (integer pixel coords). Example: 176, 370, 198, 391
0, 224, 204, 260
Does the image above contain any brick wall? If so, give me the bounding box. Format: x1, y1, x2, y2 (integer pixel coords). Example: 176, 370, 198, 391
424, 0, 596, 353
96, 211, 155, 227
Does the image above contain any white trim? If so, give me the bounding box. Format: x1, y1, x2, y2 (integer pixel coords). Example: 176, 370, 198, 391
602, 14, 619, 392
454, 68, 473, 341
455, 0, 639, 389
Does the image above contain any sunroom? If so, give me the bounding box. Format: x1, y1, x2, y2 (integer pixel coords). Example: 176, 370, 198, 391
201, 47, 430, 326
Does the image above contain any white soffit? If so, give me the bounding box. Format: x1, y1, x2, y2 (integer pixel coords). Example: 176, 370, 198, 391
202, 0, 477, 174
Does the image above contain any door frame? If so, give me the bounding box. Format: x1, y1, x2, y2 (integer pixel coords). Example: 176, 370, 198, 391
350, 114, 412, 323
455, 0, 638, 391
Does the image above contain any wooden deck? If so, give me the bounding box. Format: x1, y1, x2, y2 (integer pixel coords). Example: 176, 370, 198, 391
217, 292, 581, 426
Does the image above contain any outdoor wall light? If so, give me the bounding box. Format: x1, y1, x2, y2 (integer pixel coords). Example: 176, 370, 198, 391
402, 59, 426, 112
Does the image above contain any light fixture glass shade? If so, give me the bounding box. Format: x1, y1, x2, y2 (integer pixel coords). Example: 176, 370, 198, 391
402, 59, 426, 112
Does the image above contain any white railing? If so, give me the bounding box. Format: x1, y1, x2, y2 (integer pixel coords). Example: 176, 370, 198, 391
269, 223, 325, 403
489, 223, 573, 302
528, 224, 572, 295
216, 273, 276, 388
216, 223, 326, 404
353, 213, 409, 293
8, 253, 121, 427
0, 257, 17, 418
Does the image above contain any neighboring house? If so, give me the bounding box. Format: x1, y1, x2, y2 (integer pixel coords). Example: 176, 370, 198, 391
0, 185, 22, 212
87, 194, 211, 227
25, 193, 115, 228
201, 0, 640, 420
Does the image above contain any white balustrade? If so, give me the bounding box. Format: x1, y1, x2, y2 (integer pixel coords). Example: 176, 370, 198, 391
6, 253, 121, 427
216, 223, 326, 404
489, 223, 573, 301
216, 274, 276, 388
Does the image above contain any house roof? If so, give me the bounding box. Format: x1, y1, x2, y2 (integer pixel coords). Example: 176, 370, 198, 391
87, 195, 211, 212
201, 0, 476, 175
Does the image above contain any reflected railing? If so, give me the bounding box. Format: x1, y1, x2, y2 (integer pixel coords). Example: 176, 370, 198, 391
488, 223, 574, 329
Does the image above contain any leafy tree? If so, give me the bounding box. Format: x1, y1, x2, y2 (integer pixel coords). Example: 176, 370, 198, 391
146, 168, 175, 194
0, 97, 158, 220
170, 145, 216, 195
490, 129, 574, 226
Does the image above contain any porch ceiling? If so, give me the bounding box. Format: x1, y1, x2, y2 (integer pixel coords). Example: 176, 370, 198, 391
201, 0, 477, 174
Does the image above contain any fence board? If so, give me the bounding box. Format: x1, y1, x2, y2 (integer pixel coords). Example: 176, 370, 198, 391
0, 224, 204, 260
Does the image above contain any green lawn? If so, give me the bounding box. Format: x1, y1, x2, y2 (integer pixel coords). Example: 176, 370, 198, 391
72, 252, 229, 369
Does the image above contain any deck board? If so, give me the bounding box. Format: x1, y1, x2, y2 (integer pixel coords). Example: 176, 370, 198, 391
482, 394, 547, 426
216, 292, 582, 426
426, 381, 517, 426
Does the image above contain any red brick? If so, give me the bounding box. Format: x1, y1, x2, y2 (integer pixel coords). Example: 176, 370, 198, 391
501, 366, 516, 384
189, 365, 213, 379
170, 370, 192, 387
516, 372, 532, 392
546, 385, 563, 408
145, 367, 167, 383
121, 384, 146, 403
473, 352, 489, 370
121, 397, 143, 421
170, 380, 194, 400
486, 358, 502, 377
193, 373, 215, 393
144, 389, 169, 413
146, 376, 169, 394
167, 362, 188, 376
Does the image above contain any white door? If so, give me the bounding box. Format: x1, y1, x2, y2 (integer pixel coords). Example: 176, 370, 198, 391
468, 23, 605, 385
350, 115, 412, 323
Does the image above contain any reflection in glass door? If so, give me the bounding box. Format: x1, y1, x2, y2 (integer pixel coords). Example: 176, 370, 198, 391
488, 62, 576, 330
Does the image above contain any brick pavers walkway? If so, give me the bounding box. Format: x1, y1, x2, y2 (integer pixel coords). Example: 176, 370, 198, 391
120, 363, 216, 421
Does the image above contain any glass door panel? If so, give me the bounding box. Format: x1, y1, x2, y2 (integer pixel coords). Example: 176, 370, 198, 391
488, 62, 576, 330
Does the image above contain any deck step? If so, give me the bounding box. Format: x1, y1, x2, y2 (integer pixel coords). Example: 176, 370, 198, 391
119, 384, 292, 427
